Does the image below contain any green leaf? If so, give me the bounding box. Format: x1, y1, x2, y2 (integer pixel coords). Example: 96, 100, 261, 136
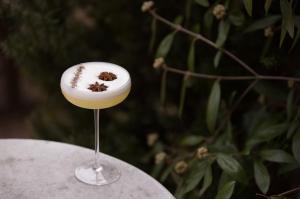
174, 15, 184, 25
260, 149, 295, 163
228, 13, 245, 27
216, 20, 231, 48
187, 40, 196, 72
199, 165, 213, 196
149, 18, 157, 52
265, 0, 272, 14
290, 16, 300, 51
243, 0, 252, 16
292, 128, 300, 164
160, 70, 168, 105
156, 32, 176, 58
204, 10, 214, 36
280, 27, 287, 47
245, 123, 288, 151
179, 159, 211, 194
160, 162, 176, 182
195, 0, 209, 7
214, 51, 223, 68
206, 80, 221, 133
216, 153, 246, 183
287, 120, 299, 139
178, 76, 188, 117
181, 135, 204, 146
245, 16, 281, 33
286, 90, 294, 121
254, 161, 270, 194
280, 0, 295, 38
215, 181, 236, 199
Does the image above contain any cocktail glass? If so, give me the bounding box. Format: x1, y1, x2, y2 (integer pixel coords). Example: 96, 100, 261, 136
60, 62, 131, 185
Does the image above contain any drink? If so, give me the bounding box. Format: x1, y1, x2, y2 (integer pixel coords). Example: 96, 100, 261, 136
61, 62, 131, 109
60, 62, 131, 186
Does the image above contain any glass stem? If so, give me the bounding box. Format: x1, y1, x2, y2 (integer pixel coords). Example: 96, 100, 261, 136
94, 109, 100, 169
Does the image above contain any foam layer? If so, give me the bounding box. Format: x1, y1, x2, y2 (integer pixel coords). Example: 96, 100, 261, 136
61, 62, 131, 102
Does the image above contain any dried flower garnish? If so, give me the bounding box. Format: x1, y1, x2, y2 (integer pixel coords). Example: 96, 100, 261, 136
98, 72, 117, 81
88, 82, 108, 92
71, 65, 85, 88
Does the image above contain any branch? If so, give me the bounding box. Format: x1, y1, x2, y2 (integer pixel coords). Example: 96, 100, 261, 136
148, 9, 259, 76
277, 186, 300, 196
162, 64, 300, 82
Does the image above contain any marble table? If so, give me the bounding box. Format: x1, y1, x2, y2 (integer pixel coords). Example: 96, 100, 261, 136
0, 139, 174, 199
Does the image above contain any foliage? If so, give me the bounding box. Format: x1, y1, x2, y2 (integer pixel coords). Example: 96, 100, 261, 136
144, 0, 300, 199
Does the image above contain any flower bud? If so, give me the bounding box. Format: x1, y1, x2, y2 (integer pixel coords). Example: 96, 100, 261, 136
141, 1, 154, 12
288, 80, 295, 88
147, 132, 159, 146
264, 26, 274, 38
155, 152, 166, 164
212, 4, 226, 20
174, 160, 188, 174
196, 147, 208, 159
153, 57, 165, 69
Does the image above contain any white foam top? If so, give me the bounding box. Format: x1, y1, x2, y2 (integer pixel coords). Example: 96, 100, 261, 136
61, 62, 131, 100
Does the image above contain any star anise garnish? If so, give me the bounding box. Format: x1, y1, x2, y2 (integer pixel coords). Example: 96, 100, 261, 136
98, 72, 117, 81
88, 82, 108, 92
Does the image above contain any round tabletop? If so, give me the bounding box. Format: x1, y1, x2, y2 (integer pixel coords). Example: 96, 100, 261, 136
0, 139, 174, 199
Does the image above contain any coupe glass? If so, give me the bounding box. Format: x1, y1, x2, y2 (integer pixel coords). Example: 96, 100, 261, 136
60, 62, 131, 185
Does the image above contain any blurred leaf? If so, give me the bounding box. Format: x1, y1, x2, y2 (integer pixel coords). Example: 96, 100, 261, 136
254, 160, 270, 194
214, 181, 236, 199
228, 13, 245, 26
187, 40, 196, 72
260, 149, 295, 163
181, 135, 204, 146
195, 0, 209, 7
178, 76, 188, 117
278, 162, 299, 174
216, 153, 247, 183
204, 9, 214, 36
156, 32, 176, 58
177, 159, 211, 196
199, 165, 213, 196
290, 17, 300, 51
287, 119, 299, 139
207, 80, 221, 133
214, 51, 223, 68
265, 0, 272, 14
160, 162, 176, 182
292, 128, 300, 164
243, 0, 252, 16
254, 81, 287, 101
216, 20, 231, 48
151, 161, 164, 178
160, 70, 168, 105
149, 18, 157, 52
174, 15, 184, 25
245, 123, 288, 152
245, 16, 281, 33
280, 0, 295, 38
286, 90, 294, 121
280, 27, 287, 47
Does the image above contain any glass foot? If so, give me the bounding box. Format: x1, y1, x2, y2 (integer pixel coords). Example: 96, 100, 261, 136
75, 161, 121, 186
